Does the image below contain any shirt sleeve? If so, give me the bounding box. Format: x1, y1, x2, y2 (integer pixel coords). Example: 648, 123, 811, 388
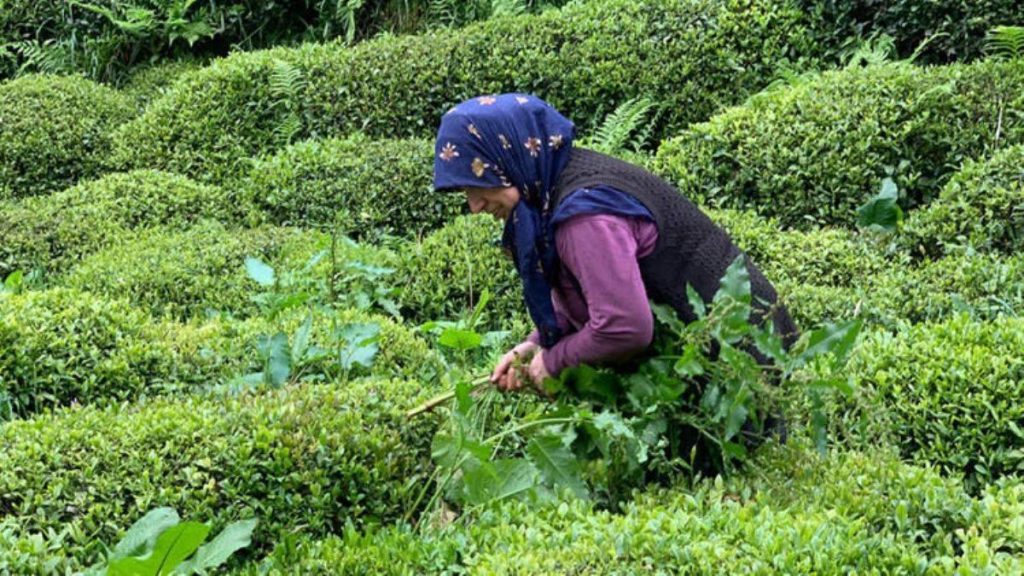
542, 214, 654, 376
526, 307, 574, 345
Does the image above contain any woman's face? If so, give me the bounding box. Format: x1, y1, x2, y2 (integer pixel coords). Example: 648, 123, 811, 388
463, 186, 521, 220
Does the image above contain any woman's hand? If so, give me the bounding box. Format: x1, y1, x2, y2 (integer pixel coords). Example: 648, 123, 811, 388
527, 350, 552, 392
491, 340, 538, 391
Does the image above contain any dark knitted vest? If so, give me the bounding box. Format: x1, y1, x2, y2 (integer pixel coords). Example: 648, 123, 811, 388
552, 148, 799, 348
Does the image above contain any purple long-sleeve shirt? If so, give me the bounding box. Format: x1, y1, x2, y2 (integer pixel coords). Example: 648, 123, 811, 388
528, 213, 659, 376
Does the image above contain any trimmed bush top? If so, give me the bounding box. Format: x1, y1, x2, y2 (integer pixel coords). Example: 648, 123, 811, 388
0, 378, 443, 568
0, 169, 252, 280
242, 135, 462, 235
655, 60, 1024, 229
110, 0, 819, 184
0, 74, 135, 200
904, 143, 1024, 258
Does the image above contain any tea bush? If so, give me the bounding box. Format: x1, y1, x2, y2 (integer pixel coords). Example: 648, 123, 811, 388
837, 315, 1024, 487
242, 135, 462, 236
109, 0, 819, 184
903, 144, 1024, 258
243, 446, 1024, 574
708, 208, 893, 287
63, 222, 322, 319
396, 214, 524, 328
778, 251, 1024, 329
0, 170, 253, 280
121, 58, 207, 110
0, 379, 444, 568
0, 288, 237, 419
655, 60, 1024, 229
0, 74, 134, 199
0, 519, 71, 575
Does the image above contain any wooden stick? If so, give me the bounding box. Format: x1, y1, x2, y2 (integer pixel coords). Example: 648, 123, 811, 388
406, 375, 491, 418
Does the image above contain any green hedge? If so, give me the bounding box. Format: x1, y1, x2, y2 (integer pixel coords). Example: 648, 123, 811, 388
243, 446, 1024, 574
121, 58, 207, 110
0, 74, 135, 200
63, 223, 323, 320
836, 315, 1024, 487
0, 378, 443, 568
779, 251, 1024, 329
0, 170, 253, 280
109, 0, 819, 184
708, 208, 893, 288
655, 60, 1024, 229
242, 135, 463, 235
396, 214, 524, 329
0, 288, 239, 419
802, 0, 1023, 64
0, 285, 440, 419
904, 144, 1024, 258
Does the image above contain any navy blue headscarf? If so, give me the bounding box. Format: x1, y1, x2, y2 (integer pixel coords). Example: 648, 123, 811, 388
433, 94, 650, 348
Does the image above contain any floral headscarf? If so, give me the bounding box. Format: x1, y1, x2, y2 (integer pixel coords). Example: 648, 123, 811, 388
434, 93, 574, 347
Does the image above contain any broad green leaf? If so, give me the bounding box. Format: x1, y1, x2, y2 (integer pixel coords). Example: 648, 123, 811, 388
256, 333, 290, 387
857, 177, 904, 232
336, 322, 381, 370
291, 314, 313, 363
110, 507, 180, 561
794, 319, 862, 369
108, 522, 210, 576
455, 380, 473, 415
463, 458, 538, 505
527, 434, 588, 500
174, 519, 256, 574
2, 269, 23, 292
722, 441, 747, 460
438, 328, 483, 351
651, 302, 685, 334
674, 344, 705, 377
467, 289, 492, 330
686, 284, 706, 319
715, 255, 752, 304
244, 257, 275, 287
430, 434, 491, 469
752, 328, 787, 366
724, 402, 749, 441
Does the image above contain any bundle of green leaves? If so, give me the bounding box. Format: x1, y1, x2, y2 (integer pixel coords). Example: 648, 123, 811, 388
421, 257, 861, 515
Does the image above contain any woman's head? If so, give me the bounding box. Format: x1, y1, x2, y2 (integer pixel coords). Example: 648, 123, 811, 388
432, 94, 575, 214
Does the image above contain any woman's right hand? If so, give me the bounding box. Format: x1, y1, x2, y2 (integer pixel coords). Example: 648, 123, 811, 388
491, 340, 539, 391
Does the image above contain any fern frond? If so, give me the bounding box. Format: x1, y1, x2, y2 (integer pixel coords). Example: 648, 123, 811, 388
490, 0, 528, 18
269, 59, 306, 102
843, 34, 896, 69
586, 96, 655, 155
269, 59, 308, 145
986, 26, 1024, 61
10, 40, 77, 76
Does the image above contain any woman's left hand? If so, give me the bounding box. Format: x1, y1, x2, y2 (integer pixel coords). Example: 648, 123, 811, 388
527, 350, 551, 391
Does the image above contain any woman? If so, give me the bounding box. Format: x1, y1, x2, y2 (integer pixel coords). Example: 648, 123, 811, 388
432, 93, 798, 392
